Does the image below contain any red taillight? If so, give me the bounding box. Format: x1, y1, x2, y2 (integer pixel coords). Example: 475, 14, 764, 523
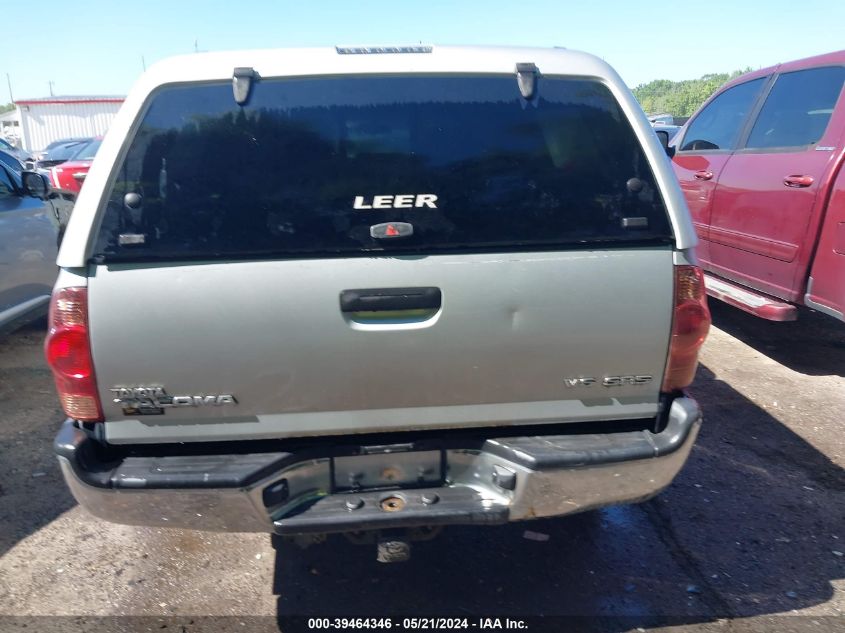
662, 266, 711, 392
44, 287, 103, 421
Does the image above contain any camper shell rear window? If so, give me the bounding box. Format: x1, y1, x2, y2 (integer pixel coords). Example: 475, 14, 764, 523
93, 75, 673, 261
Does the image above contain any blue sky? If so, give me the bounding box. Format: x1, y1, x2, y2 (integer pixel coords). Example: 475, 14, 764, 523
2, 0, 843, 101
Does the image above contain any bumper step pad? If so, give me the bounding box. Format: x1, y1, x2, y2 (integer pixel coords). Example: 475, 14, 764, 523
274, 486, 508, 534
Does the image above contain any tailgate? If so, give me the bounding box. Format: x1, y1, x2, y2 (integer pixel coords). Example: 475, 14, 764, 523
90, 249, 673, 443
80, 72, 679, 444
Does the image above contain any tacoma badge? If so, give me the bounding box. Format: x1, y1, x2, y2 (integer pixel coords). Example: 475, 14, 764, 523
110, 386, 237, 415
564, 375, 653, 388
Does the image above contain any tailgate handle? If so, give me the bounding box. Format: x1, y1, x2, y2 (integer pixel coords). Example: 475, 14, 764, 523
340, 287, 442, 312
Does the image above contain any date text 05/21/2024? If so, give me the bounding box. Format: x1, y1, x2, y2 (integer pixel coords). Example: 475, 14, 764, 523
306, 618, 529, 630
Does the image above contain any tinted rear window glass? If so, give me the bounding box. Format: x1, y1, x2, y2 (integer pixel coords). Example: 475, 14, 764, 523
48, 142, 87, 161
73, 139, 101, 161
93, 76, 672, 261
680, 78, 765, 152
746, 66, 845, 149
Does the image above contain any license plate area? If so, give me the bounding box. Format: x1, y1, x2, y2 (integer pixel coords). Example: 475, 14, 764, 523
333, 450, 443, 492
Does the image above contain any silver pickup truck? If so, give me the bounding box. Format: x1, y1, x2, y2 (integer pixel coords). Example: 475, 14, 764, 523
49, 45, 710, 559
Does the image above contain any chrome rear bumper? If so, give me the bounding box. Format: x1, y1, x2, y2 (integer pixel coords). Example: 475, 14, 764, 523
56, 397, 701, 534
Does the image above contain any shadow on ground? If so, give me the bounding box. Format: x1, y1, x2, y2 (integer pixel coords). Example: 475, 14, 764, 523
272, 363, 844, 631
708, 301, 845, 377
0, 318, 74, 558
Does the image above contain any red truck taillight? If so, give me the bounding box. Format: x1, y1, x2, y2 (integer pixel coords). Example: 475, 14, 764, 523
662, 266, 711, 392
44, 287, 104, 421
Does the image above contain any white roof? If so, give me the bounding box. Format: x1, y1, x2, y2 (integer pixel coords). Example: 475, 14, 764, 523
58, 46, 697, 266
139, 45, 608, 84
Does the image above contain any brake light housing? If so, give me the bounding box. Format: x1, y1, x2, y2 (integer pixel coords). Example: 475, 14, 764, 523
662, 266, 711, 392
44, 287, 103, 421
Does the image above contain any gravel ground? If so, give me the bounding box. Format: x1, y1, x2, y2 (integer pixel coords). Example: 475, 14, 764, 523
0, 304, 843, 633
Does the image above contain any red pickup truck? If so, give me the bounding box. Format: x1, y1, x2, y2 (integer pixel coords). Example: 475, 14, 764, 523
670, 50, 845, 323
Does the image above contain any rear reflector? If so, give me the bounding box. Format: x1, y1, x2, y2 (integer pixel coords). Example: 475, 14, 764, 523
662, 266, 711, 392
45, 287, 103, 421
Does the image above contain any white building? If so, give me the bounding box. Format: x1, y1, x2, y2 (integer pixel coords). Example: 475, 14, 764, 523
0, 109, 21, 145
14, 95, 125, 152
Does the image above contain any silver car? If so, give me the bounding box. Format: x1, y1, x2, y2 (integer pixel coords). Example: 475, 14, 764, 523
0, 164, 61, 334
48, 46, 710, 558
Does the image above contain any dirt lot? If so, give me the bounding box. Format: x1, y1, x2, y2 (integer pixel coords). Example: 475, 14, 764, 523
0, 303, 843, 632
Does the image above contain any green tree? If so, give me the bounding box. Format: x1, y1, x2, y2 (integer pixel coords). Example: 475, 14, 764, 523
0, 103, 14, 114
633, 68, 752, 117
